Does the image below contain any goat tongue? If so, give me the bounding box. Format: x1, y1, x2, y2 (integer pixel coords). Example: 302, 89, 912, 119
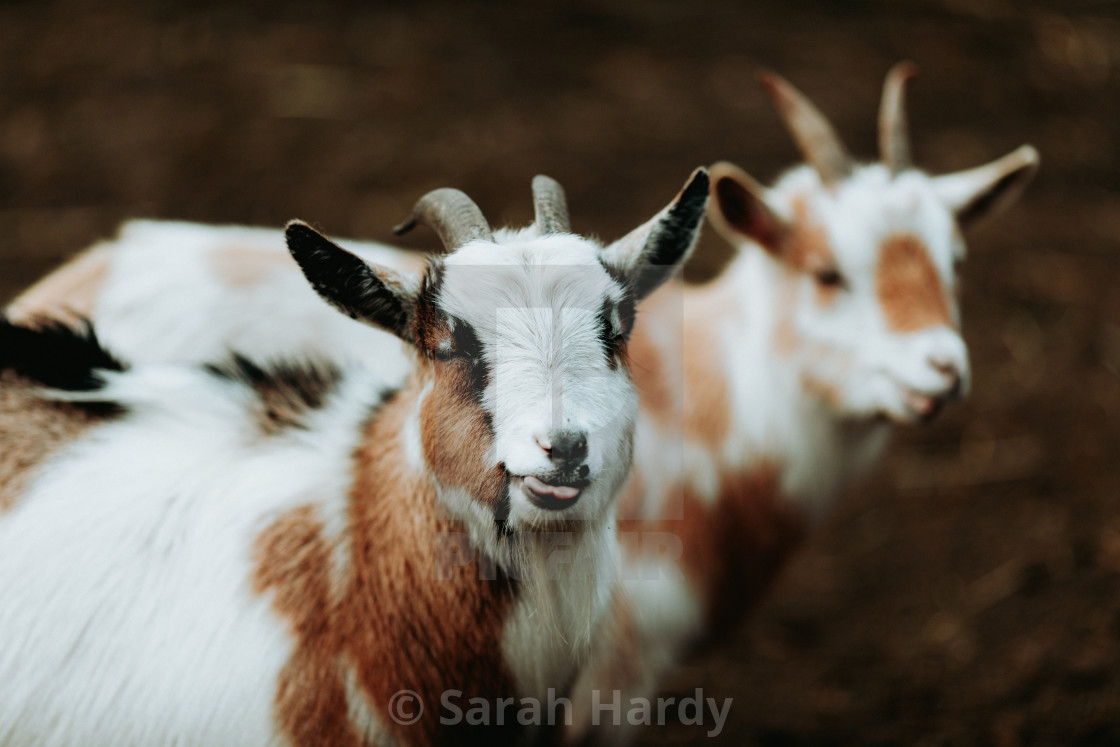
904, 390, 936, 416
524, 476, 580, 500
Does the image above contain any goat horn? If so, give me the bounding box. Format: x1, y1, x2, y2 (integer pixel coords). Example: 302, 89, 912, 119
759, 71, 854, 187
392, 188, 493, 250
879, 61, 917, 174
531, 175, 571, 234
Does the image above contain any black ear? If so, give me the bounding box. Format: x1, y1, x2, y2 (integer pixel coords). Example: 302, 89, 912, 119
600, 167, 709, 301
285, 221, 420, 343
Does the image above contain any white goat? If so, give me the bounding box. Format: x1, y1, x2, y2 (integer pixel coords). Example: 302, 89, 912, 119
0, 172, 709, 746
8, 64, 1039, 743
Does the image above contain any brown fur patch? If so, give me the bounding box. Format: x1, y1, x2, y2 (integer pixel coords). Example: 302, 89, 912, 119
410, 270, 449, 353
680, 290, 733, 449
783, 196, 837, 277
876, 234, 952, 333
772, 272, 801, 356
616, 469, 646, 521
779, 196, 843, 308
628, 281, 732, 449
255, 381, 520, 746
773, 316, 798, 356
618, 464, 808, 643
7, 246, 111, 326
0, 371, 113, 513
254, 504, 359, 747
625, 305, 678, 433
208, 244, 291, 288
814, 280, 841, 307
420, 362, 506, 510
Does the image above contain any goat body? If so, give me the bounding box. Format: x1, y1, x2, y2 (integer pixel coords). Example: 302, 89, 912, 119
568, 66, 1038, 741
8, 220, 418, 378
0, 173, 710, 746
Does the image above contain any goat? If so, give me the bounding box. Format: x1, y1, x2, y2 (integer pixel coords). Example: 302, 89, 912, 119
7, 64, 1039, 742
0, 171, 709, 746
565, 63, 1038, 742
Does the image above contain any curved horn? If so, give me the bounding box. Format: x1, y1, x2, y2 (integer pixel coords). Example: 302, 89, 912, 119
392, 188, 493, 250
759, 71, 854, 187
879, 61, 917, 174
531, 175, 571, 234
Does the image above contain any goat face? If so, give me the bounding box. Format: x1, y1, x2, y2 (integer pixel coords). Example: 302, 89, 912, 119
419, 239, 639, 530
708, 65, 1037, 424
288, 171, 708, 531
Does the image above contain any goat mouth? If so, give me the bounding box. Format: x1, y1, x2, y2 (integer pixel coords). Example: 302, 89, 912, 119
519, 475, 588, 511
899, 388, 945, 424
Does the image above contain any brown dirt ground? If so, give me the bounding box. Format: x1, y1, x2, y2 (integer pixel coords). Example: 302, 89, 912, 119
1, 0, 1118, 744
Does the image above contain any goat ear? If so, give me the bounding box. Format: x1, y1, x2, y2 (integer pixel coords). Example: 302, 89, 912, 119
286, 221, 420, 343
600, 167, 709, 301
706, 161, 789, 256
932, 145, 1039, 229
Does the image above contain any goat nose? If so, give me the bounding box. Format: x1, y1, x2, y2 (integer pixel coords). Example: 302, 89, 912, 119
547, 430, 588, 467
928, 355, 963, 396
929, 355, 959, 380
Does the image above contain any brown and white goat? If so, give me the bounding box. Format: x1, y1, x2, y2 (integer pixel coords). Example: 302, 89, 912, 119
7, 64, 1039, 743
566, 63, 1038, 741
0, 172, 709, 746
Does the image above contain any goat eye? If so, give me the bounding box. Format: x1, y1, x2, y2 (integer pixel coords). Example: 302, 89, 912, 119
814, 268, 846, 289
434, 348, 486, 372
431, 346, 458, 361
599, 318, 624, 348
432, 317, 484, 367
431, 344, 479, 366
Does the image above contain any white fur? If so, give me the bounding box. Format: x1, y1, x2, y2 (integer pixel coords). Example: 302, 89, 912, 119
82, 220, 413, 379
501, 522, 618, 700
0, 364, 380, 746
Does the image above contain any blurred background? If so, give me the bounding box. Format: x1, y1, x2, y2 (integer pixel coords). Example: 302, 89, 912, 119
1, 0, 1118, 743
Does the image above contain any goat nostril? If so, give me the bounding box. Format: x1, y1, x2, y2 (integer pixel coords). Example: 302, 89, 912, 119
549, 430, 589, 466
535, 433, 552, 453
929, 356, 958, 378
578, 465, 590, 479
